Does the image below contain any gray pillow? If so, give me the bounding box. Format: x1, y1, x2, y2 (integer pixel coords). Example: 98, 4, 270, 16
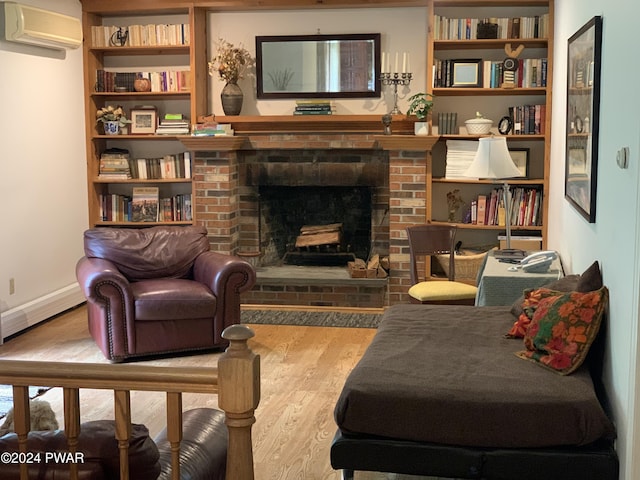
510, 261, 602, 318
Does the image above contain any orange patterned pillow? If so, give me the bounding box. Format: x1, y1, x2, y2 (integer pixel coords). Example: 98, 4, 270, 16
505, 288, 563, 338
515, 287, 608, 375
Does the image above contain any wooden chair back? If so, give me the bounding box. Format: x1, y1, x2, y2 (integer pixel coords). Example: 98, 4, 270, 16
406, 224, 458, 284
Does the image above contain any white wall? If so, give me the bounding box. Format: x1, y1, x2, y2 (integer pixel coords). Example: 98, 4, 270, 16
548, 1, 640, 478
208, 8, 428, 116
0, 0, 87, 338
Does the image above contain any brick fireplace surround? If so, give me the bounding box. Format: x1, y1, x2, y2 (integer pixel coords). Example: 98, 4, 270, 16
181, 116, 437, 308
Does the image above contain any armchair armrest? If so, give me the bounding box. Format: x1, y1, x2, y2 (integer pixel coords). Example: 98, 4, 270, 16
76, 256, 137, 360
193, 252, 256, 327
76, 256, 133, 304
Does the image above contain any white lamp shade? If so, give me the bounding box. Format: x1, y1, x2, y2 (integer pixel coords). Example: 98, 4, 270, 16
463, 136, 523, 179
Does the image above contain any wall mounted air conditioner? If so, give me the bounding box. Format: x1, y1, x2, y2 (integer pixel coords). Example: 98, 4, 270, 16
3, 1, 82, 50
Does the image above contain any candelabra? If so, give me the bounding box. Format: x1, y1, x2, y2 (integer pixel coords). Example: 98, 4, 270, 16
380, 72, 412, 114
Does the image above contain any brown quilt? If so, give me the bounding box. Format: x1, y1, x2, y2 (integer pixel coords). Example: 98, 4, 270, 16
334, 304, 616, 448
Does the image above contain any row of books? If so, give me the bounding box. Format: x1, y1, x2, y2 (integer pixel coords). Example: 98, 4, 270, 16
91, 24, 190, 48
433, 14, 550, 40
98, 150, 191, 180
508, 104, 546, 135
95, 70, 190, 93
467, 187, 542, 227
293, 100, 336, 115
130, 153, 191, 180
437, 112, 458, 135
100, 188, 192, 223
433, 58, 547, 89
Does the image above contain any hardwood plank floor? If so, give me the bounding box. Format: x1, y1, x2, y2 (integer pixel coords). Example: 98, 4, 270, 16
0, 304, 438, 480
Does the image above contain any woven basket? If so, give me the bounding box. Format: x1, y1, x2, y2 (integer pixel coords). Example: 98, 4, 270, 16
436, 249, 492, 284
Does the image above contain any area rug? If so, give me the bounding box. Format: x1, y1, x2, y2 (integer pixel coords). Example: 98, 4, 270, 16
0, 385, 50, 420
241, 309, 383, 328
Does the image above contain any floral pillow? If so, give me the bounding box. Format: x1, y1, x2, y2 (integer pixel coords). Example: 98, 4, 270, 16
515, 287, 609, 375
505, 288, 563, 338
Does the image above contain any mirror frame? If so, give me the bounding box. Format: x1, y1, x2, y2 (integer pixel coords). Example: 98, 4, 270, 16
256, 33, 381, 99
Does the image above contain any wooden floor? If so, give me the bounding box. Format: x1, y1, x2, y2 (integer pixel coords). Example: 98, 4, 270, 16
0, 304, 436, 480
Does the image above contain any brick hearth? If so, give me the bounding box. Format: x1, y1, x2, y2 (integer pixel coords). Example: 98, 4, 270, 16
181, 125, 437, 307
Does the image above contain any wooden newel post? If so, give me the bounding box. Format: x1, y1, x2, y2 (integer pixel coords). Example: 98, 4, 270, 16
219, 324, 260, 480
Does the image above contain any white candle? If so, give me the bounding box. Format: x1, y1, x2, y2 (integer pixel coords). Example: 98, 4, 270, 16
381, 52, 386, 73
406, 53, 410, 73
402, 52, 407, 73
395, 52, 398, 73
387, 53, 391, 74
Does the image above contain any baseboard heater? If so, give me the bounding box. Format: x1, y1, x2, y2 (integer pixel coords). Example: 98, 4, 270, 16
1, 283, 85, 343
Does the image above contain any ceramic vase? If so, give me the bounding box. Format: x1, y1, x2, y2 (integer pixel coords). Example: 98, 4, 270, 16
103, 121, 120, 135
221, 82, 243, 116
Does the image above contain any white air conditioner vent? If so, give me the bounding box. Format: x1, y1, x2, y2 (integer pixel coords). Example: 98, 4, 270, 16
3, 1, 82, 50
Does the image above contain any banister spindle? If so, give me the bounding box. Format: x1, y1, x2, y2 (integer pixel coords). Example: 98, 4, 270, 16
114, 390, 131, 480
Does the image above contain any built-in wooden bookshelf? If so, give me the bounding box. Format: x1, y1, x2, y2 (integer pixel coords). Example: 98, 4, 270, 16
426, 0, 553, 249
80, 2, 207, 227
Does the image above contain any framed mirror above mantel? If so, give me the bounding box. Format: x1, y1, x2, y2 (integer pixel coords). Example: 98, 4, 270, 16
256, 33, 381, 99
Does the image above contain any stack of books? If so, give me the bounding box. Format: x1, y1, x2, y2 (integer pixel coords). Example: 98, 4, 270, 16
155, 113, 190, 135
98, 148, 131, 179
293, 100, 336, 115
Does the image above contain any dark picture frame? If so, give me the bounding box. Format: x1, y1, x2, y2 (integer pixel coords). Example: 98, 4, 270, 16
451, 59, 482, 87
565, 16, 602, 223
508, 147, 529, 178
130, 108, 157, 135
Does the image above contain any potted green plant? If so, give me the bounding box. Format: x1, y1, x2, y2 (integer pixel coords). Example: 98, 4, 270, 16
407, 92, 434, 136
96, 105, 131, 135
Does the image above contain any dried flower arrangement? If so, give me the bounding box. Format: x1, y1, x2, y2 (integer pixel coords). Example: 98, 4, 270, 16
207, 38, 253, 84
95, 105, 131, 126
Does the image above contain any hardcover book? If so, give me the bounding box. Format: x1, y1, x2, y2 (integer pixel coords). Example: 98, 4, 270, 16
131, 187, 159, 222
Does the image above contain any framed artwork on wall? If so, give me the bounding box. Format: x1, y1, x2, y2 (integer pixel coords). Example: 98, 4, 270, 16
565, 16, 602, 223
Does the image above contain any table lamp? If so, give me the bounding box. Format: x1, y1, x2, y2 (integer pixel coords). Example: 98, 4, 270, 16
463, 136, 524, 252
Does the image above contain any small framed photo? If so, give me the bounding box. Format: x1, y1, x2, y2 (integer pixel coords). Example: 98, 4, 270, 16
451, 59, 482, 87
508, 148, 529, 178
130, 108, 157, 134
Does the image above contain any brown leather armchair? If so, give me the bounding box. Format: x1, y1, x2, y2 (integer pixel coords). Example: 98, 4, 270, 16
76, 225, 256, 362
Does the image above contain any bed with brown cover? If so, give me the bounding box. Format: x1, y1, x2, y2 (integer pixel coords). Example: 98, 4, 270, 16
331, 262, 618, 479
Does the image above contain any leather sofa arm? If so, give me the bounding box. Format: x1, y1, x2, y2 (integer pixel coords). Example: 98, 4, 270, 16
76, 256, 133, 304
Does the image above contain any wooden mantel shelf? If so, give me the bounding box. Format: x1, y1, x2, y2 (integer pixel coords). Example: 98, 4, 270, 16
210, 114, 415, 134
374, 135, 439, 151
179, 136, 248, 151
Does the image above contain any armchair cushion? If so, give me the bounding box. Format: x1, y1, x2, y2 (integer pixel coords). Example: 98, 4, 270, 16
84, 225, 210, 281
132, 279, 216, 321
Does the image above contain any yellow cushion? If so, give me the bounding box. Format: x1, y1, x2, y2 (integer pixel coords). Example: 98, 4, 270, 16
408, 280, 478, 302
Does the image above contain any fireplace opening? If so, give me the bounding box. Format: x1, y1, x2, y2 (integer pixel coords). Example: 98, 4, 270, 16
259, 186, 372, 266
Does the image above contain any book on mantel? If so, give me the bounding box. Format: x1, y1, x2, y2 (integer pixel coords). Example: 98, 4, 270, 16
293, 99, 336, 115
